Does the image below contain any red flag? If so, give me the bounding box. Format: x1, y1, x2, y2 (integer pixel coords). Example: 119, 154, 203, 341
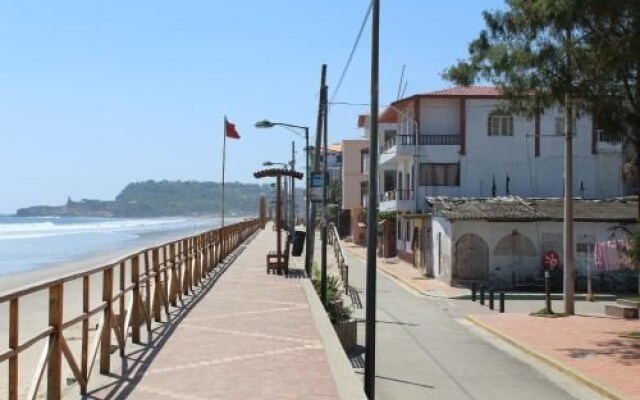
224, 117, 240, 139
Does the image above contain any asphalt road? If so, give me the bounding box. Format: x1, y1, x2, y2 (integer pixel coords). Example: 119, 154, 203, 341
344, 252, 607, 400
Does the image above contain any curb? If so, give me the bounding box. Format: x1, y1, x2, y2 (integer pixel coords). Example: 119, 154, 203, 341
301, 279, 367, 400
466, 315, 631, 400
344, 248, 464, 299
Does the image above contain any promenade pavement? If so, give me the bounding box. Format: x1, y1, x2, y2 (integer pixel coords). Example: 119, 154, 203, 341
342, 243, 640, 400
85, 225, 363, 400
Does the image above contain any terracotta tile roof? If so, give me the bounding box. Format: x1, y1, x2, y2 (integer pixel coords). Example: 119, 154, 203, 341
420, 85, 500, 97
379, 107, 399, 123
429, 196, 638, 222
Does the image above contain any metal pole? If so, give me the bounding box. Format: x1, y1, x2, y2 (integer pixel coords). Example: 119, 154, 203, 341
291, 140, 296, 236
364, 0, 379, 397
563, 28, 575, 315
305, 127, 311, 277
321, 84, 328, 306
311, 65, 327, 281
221, 119, 227, 228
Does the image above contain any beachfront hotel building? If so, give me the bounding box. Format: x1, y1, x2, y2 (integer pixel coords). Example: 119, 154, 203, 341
354, 85, 629, 272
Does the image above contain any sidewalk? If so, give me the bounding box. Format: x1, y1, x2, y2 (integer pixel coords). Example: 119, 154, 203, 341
342, 244, 640, 399
94, 225, 363, 400
342, 243, 470, 298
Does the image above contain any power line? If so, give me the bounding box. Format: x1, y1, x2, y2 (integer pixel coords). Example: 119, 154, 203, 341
329, 2, 372, 105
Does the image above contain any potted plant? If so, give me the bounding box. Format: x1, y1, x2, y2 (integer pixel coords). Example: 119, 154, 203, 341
313, 271, 356, 352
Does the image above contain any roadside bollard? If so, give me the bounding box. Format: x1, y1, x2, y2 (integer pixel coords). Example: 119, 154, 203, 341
480, 285, 485, 305
489, 289, 495, 310
499, 292, 505, 313
471, 283, 477, 302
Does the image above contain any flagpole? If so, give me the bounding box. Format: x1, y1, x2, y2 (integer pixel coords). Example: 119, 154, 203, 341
221, 117, 227, 228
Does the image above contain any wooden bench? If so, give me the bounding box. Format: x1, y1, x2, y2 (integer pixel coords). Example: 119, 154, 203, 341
266, 235, 290, 274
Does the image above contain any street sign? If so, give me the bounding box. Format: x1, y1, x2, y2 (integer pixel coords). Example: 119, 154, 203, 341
310, 172, 327, 203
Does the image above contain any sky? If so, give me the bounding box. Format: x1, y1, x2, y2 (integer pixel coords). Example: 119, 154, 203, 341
0, 0, 506, 213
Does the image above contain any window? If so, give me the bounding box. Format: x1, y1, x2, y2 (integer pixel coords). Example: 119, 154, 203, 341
488, 111, 513, 136
419, 163, 460, 186
360, 149, 369, 174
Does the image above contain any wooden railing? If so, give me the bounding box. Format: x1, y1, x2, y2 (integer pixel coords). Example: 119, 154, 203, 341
0, 218, 261, 399
327, 222, 349, 290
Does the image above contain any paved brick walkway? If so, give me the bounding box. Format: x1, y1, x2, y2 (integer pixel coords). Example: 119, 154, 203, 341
470, 313, 640, 400
124, 227, 340, 400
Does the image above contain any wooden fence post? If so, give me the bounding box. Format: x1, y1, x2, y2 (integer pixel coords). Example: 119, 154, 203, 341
47, 284, 64, 399
143, 251, 152, 337
9, 298, 18, 400
161, 246, 169, 317
152, 248, 162, 322
100, 268, 113, 374
131, 255, 141, 344
81, 276, 90, 389
169, 243, 178, 307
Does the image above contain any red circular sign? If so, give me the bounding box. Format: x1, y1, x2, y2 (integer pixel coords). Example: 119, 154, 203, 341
542, 251, 560, 270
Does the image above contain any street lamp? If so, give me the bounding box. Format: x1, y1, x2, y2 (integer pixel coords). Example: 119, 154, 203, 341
256, 120, 312, 277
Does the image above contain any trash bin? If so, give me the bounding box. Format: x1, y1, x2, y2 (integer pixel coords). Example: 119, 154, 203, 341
292, 230, 306, 256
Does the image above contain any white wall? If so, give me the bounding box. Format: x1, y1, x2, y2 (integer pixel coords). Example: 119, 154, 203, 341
416, 98, 625, 199
431, 217, 454, 283
433, 218, 634, 286
421, 99, 460, 135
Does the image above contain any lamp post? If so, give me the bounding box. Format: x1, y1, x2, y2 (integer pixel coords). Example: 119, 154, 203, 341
256, 120, 311, 277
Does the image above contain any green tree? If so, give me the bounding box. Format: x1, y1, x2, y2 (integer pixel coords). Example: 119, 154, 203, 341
443, 0, 592, 314
444, 0, 640, 214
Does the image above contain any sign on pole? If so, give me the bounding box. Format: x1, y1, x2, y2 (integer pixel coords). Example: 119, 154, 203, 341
310, 172, 327, 203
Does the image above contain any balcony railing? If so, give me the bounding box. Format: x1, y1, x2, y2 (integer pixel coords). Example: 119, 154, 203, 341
598, 131, 622, 144
419, 134, 461, 145
380, 190, 414, 202
380, 136, 397, 153
381, 134, 461, 153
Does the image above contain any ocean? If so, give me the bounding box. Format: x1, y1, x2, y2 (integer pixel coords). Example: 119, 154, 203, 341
0, 216, 225, 276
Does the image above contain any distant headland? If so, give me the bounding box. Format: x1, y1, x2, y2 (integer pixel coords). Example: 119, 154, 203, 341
16, 180, 279, 218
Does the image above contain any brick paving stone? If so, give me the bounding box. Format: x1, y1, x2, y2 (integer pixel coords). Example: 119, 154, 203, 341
121, 226, 340, 400
472, 313, 640, 400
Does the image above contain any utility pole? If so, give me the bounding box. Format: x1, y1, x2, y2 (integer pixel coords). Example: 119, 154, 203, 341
310, 64, 327, 282
321, 84, 329, 306
563, 27, 575, 315
291, 140, 296, 236
364, 0, 379, 398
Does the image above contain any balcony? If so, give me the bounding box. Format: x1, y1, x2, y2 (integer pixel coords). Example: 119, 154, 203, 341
597, 131, 623, 152
379, 190, 415, 212
380, 134, 461, 163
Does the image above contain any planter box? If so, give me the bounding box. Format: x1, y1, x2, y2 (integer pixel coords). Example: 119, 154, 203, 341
332, 320, 357, 352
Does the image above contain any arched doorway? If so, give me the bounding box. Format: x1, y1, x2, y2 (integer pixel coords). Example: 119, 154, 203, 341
454, 234, 489, 281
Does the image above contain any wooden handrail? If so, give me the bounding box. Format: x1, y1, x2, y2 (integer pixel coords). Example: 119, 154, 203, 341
0, 218, 261, 399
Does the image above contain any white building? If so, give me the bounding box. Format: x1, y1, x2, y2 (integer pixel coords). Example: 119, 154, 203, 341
358, 86, 628, 265
429, 197, 636, 289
